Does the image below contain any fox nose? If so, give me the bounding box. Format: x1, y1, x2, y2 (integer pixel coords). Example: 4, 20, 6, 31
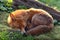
23, 32, 27, 36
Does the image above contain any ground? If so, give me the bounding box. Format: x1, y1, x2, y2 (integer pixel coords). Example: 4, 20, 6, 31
0, 0, 60, 40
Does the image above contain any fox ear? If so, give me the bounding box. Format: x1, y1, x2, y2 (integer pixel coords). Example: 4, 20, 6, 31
10, 14, 15, 21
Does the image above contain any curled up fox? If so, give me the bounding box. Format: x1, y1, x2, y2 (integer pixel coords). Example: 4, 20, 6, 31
7, 8, 54, 36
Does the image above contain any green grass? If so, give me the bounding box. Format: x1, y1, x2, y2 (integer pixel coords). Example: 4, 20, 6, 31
0, 0, 60, 40
39, 0, 60, 11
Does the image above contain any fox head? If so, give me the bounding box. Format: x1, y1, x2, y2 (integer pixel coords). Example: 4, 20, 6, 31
7, 10, 28, 34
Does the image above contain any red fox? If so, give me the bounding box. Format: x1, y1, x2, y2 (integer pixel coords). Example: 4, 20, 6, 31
7, 8, 54, 35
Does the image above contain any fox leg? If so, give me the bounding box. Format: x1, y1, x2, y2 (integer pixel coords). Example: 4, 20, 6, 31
31, 14, 53, 26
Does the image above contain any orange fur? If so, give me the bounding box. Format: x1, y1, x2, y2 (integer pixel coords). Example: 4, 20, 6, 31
7, 8, 54, 35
